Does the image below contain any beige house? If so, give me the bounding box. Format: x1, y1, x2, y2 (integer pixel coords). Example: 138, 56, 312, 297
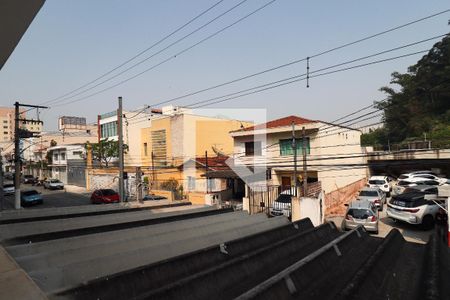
230, 115, 368, 195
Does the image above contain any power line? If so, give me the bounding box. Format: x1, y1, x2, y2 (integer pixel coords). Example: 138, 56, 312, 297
45, 0, 252, 106
50, 0, 278, 108
41, 0, 227, 105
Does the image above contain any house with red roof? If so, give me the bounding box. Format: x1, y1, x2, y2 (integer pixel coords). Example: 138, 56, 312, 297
228, 115, 368, 214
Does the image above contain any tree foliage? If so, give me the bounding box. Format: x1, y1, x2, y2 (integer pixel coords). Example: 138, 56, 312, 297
87, 139, 128, 167
362, 35, 450, 147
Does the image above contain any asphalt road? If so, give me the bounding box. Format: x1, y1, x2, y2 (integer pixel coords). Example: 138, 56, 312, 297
1, 184, 91, 210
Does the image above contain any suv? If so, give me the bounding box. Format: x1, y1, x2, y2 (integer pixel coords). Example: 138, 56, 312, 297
357, 187, 386, 211
386, 191, 444, 229
269, 193, 292, 218
367, 176, 393, 195
342, 200, 379, 234
44, 179, 64, 190
392, 179, 440, 196
398, 172, 446, 185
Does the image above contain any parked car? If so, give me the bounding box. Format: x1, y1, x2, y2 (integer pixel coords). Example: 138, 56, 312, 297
357, 187, 386, 211
143, 194, 167, 201
22, 174, 37, 184
398, 172, 446, 185
386, 191, 444, 229
269, 193, 292, 218
3, 183, 15, 195
403, 185, 438, 195
342, 200, 379, 234
44, 179, 64, 190
392, 179, 440, 196
4, 172, 14, 180
91, 189, 120, 204
367, 176, 393, 195
20, 189, 43, 206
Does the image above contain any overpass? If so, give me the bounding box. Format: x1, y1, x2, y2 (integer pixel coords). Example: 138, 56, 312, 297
367, 148, 450, 176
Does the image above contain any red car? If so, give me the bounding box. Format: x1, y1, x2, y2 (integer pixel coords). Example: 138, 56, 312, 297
91, 189, 120, 204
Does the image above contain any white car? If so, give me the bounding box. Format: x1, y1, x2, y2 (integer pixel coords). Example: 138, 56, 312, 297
367, 176, 393, 195
386, 191, 444, 229
269, 192, 292, 218
3, 183, 15, 195
44, 179, 64, 190
392, 179, 440, 196
398, 172, 447, 185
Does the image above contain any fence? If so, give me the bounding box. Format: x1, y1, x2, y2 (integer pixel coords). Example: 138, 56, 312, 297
248, 182, 322, 218
324, 178, 367, 217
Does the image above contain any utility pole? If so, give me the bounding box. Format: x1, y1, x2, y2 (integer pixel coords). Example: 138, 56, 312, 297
302, 126, 308, 197
14, 102, 21, 209
117, 97, 125, 202
0, 148, 4, 211
205, 151, 209, 193
13, 102, 48, 209
291, 121, 297, 196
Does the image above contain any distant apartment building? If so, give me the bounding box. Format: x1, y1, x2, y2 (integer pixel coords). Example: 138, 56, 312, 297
0, 106, 42, 142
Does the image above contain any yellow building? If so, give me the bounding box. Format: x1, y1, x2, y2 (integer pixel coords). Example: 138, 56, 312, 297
139, 112, 252, 201
0, 106, 42, 142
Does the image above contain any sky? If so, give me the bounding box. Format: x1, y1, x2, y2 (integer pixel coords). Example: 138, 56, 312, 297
0, 0, 449, 130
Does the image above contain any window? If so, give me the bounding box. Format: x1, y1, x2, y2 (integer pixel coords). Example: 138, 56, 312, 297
208, 179, 216, 191
61, 153, 66, 160
3, 120, 7, 123
143, 143, 148, 156
279, 138, 310, 156
73, 151, 82, 156
188, 176, 196, 190
54, 154, 59, 161
3, 126, 7, 129
245, 141, 262, 156
101, 121, 118, 138
3, 131, 7, 135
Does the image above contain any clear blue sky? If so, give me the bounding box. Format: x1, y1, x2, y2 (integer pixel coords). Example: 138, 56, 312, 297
0, 0, 449, 130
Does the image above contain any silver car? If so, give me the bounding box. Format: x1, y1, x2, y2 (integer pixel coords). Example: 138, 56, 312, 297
342, 200, 379, 234
357, 187, 386, 211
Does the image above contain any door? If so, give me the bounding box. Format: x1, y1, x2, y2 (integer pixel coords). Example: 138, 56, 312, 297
281, 176, 291, 191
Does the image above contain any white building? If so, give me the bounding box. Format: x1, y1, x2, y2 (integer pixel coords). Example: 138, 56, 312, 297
230, 115, 368, 194
47, 144, 86, 185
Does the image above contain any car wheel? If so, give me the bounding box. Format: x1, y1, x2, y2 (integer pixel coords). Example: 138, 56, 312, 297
421, 215, 435, 230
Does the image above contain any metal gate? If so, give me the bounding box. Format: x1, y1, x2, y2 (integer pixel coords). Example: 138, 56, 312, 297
249, 185, 294, 218
67, 161, 86, 187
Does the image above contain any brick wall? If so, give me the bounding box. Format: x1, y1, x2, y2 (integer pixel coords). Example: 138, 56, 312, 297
324, 178, 367, 217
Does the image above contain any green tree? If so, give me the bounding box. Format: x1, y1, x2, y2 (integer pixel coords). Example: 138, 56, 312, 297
87, 138, 128, 167
364, 35, 450, 146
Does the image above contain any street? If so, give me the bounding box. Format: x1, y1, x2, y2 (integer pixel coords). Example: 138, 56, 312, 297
1, 184, 91, 210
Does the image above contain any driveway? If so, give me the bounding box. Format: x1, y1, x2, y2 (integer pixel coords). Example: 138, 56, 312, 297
1, 184, 91, 210
327, 204, 434, 244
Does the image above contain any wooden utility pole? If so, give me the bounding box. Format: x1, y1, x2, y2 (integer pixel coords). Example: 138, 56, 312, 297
118, 97, 125, 202
13, 101, 47, 209
302, 126, 308, 197
292, 121, 297, 196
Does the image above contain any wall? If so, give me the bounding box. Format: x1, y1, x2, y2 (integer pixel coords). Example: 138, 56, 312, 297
324, 178, 367, 217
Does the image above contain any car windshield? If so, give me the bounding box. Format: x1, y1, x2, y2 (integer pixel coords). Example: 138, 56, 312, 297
369, 180, 385, 185
359, 190, 378, 197
4, 184, 14, 188
101, 189, 117, 196
275, 194, 291, 203
51, 180, 61, 183
23, 190, 38, 196
348, 208, 373, 219
24, 175, 33, 178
